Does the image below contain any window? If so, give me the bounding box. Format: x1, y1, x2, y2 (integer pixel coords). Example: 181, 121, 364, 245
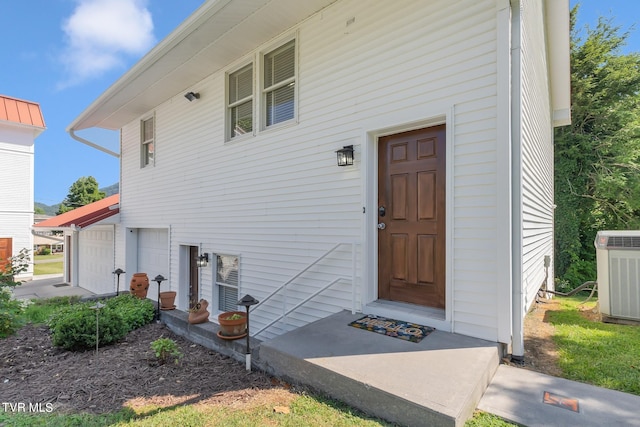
225, 37, 297, 139
141, 116, 154, 167
216, 254, 239, 312
263, 40, 296, 127
228, 64, 253, 139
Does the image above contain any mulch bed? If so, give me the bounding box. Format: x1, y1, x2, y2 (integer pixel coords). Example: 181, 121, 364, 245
0, 322, 291, 414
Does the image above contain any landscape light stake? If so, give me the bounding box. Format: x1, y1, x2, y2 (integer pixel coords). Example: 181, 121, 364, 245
237, 294, 259, 371
89, 302, 105, 359
153, 275, 166, 322
113, 268, 125, 296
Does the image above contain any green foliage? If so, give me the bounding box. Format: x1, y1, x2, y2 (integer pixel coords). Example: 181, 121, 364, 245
49, 304, 128, 351
105, 294, 155, 331
555, 7, 640, 288
37, 247, 51, 255
57, 176, 106, 214
48, 295, 154, 351
0, 248, 31, 338
150, 338, 182, 364
548, 297, 640, 396
22, 296, 80, 325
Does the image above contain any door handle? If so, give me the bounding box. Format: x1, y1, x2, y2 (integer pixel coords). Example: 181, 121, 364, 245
377, 222, 386, 230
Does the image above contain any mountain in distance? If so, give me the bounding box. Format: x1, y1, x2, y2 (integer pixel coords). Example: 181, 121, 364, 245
35, 183, 119, 216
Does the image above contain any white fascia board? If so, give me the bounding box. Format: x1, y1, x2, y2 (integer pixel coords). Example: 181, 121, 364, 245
545, 0, 571, 127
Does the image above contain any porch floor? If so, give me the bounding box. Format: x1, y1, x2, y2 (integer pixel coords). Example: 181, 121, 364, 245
255, 310, 500, 427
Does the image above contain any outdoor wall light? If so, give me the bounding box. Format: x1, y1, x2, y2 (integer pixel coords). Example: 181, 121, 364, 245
197, 252, 209, 268
336, 145, 354, 166
184, 91, 200, 101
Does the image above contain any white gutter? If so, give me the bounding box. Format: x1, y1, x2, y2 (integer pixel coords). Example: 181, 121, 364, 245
68, 129, 120, 158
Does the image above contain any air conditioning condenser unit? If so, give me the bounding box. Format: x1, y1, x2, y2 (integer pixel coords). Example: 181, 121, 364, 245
594, 230, 640, 324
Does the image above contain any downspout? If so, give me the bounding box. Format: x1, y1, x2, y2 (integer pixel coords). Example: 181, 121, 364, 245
68, 129, 120, 158
510, 0, 525, 362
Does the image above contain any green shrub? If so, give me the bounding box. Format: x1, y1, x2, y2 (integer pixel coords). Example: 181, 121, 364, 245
49, 304, 128, 351
0, 248, 30, 338
48, 295, 154, 351
104, 294, 155, 331
151, 338, 182, 365
37, 247, 51, 256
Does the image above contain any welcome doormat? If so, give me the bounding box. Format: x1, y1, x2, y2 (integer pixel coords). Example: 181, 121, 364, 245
349, 315, 435, 343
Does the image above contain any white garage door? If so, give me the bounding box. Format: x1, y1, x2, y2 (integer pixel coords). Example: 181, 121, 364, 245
78, 225, 114, 295
137, 228, 169, 281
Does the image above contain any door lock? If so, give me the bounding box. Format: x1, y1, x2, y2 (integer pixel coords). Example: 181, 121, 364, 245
378, 206, 386, 217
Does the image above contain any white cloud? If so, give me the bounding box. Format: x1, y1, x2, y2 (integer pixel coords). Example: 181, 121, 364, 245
58, 0, 155, 89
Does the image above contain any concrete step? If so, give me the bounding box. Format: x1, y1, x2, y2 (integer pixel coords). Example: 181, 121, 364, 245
255, 310, 500, 427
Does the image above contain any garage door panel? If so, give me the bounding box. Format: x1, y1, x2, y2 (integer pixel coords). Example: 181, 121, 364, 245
137, 229, 168, 279
78, 226, 114, 294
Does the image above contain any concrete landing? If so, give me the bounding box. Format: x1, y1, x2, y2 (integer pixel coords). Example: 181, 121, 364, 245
256, 310, 500, 427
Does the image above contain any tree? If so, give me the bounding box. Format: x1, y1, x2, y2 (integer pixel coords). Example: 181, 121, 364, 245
57, 176, 106, 214
555, 7, 640, 288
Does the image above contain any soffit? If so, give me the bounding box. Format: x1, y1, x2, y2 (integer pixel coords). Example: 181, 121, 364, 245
69, 0, 337, 131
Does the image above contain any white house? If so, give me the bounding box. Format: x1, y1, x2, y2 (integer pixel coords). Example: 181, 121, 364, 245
68, 0, 570, 359
0, 95, 46, 279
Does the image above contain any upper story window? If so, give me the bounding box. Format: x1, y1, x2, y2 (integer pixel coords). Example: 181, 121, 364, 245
228, 64, 253, 139
263, 40, 296, 127
141, 116, 154, 167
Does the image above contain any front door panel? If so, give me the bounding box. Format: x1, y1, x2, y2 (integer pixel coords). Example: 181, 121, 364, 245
378, 125, 446, 308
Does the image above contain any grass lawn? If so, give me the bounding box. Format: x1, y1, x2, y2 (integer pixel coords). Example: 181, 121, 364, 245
33, 254, 63, 276
547, 296, 640, 395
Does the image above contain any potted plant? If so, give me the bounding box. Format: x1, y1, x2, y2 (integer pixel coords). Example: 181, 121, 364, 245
159, 291, 176, 310
188, 299, 210, 324
217, 311, 247, 340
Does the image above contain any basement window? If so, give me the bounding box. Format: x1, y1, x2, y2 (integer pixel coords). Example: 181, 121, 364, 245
216, 254, 239, 312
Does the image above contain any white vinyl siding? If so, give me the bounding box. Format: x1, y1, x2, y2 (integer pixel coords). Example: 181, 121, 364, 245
519, 0, 554, 311
118, 0, 508, 342
0, 129, 35, 277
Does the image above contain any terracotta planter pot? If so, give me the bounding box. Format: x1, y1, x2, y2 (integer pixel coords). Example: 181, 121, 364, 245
159, 291, 176, 309
217, 311, 247, 338
129, 273, 149, 299
188, 299, 210, 324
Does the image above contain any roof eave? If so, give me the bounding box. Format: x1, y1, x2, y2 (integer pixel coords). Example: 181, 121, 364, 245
545, 0, 571, 127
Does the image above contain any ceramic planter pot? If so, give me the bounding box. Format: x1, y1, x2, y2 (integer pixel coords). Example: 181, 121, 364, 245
159, 291, 176, 309
129, 273, 149, 299
217, 311, 247, 338
188, 299, 210, 324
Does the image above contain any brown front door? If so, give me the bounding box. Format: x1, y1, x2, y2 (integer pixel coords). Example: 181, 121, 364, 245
189, 246, 199, 308
378, 125, 446, 308
0, 238, 12, 272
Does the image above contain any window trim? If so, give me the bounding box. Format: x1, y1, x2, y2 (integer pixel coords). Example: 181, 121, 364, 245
260, 38, 298, 131
214, 253, 240, 313
226, 62, 255, 142
140, 114, 155, 168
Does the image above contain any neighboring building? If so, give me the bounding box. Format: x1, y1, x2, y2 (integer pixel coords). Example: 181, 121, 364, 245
33, 215, 64, 254
33, 195, 120, 294
67, 0, 570, 359
0, 95, 46, 279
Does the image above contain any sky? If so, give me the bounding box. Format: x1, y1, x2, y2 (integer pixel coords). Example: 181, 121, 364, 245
1, 0, 639, 206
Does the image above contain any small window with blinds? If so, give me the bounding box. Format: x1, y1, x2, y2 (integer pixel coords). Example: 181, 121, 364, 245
263, 40, 296, 127
141, 116, 154, 167
228, 64, 253, 139
216, 254, 239, 312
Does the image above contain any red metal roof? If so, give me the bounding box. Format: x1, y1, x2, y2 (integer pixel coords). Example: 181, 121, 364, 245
0, 95, 45, 128
34, 194, 120, 230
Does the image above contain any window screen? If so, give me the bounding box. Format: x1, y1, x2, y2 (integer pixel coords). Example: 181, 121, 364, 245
264, 40, 295, 126
216, 254, 239, 312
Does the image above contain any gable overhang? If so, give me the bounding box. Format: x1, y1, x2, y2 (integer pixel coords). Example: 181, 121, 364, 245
67, 0, 337, 133
33, 195, 120, 232
544, 0, 571, 127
